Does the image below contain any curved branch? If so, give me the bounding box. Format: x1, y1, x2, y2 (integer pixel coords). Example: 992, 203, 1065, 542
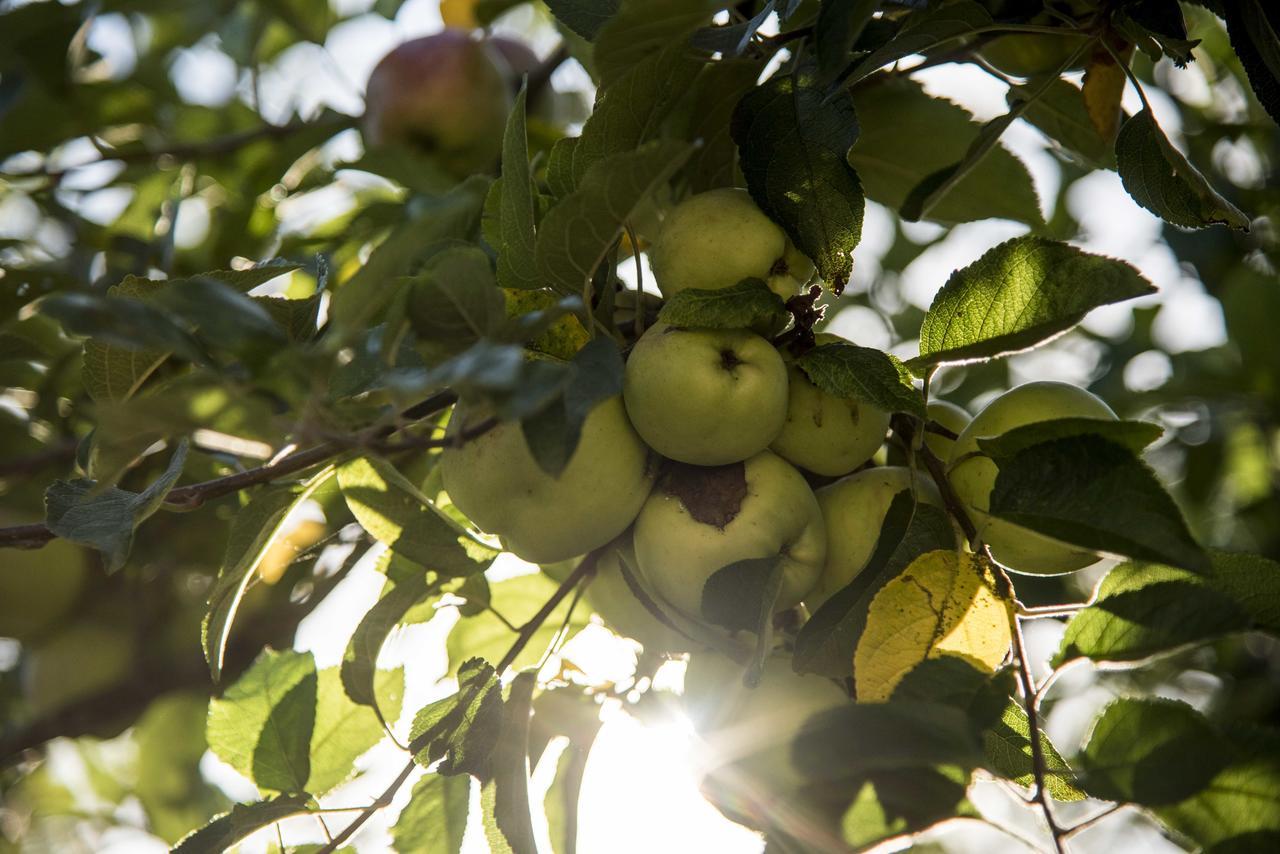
0, 391, 459, 551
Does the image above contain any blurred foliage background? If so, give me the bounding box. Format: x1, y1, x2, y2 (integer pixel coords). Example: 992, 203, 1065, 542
0, 0, 1278, 850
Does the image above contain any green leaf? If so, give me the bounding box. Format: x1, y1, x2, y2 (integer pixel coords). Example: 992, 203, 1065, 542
701, 555, 784, 683
849, 80, 1042, 228
1222, 0, 1280, 126
796, 342, 925, 418
794, 493, 956, 679
1158, 726, 1280, 851
44, 439, 188, 572
203, 467, 336, 681
543, 0, 620, 40
691, 1, 775, 56
1081, 698, 1229, 805
543, 737, 592, 854
407, 245, 506, 352
327, 178, 489, 344
172, 794, 311, 854
414, 340, 573, 421
792, 701, 983, 781
656, 278, 787, 330
816, 0, 880, 84
520, 337, 625, 477
393, 774, 470, 854
535, 140, 694, 296
1008, 78, 1116, 170
592, 0, 721, 87
976, 417, 1164, 459
983, 703, 1085, 801
342, 559, 438, 712
1055, 551, 1280, 666
337, 455, 497, 575
732, 65, 865, 294
207, 649, 318, 794
682, 58, 763, 193
837, 770, 971, 850
844, 0, 993, 85
987, 433, 1209, 572
1115, 109, 1250, 230
308, 666, 404, 795
490, 672, 538, 854
446, 574, 590, 677
40, 291, 209, 367
496, 87, 541, 291
911, 237, 1156, 371
563, 43, 701, 193
410, 658, 505, 778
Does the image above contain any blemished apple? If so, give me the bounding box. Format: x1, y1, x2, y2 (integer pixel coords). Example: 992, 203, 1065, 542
624, 322, 788, 466
649, 188, 815, 300
632, 451, 826, 624
683, 651, 847, 808
24, 621, 136, 715
0, 536, 86, 641
924, 398, 971, 461
806, 466, 950, 612
770, 362, 890, 477
949, 380, 1117, 574
362, 30, 512, 178
585, 542, 689, 655
440, 397, 655, 564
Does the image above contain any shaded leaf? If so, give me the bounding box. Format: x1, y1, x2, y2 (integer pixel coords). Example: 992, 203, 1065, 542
520, 337, 625, 477
1115, 109, 1250, 230
543, 0, 620, 40
393, 774, 470, 854
817, 0, 880, 83
732, 66, 864, 293
172, 794, 311, 854
656, 278, 787, 330
976, 417, 1163, 459
1222, 0, 1280, 126
1009, 78, 1116, 169
988, 433, 1209, 572
592, 0, 721, 87
490, 672, 538, 854
496, 87, 540, 291
844, 0, 993, 84
796, 342, 924, 418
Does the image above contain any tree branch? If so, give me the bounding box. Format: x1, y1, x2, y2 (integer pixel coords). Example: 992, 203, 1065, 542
314, 549, 603, 854
0, 391, 459, 551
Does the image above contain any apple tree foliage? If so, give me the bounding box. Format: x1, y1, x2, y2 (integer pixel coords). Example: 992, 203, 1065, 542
1, 0, 1280, 852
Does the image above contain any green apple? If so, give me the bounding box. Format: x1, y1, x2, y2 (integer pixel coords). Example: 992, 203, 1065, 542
649, 188, 815, 301
624, 323, 788, 465
949, 381, 1116, 574
362, 30, 512, 178
586, 543, 690, 655
0, 537, 87, 641
440, 396, 655, 564
770, 362, 890, 477
924, 399, 972, 461
683, 651, 847, 807
632, 451, 826, 623
807, 466, 949, 612
24, 621, 136, 715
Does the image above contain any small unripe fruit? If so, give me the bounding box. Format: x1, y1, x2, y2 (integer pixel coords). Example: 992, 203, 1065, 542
624, 323, 788, 466
650, 188, 815, 301
441, 397, 655, 564
362, 30, 512, 179
924, 399, 971, 461
949, 381, 1116, 574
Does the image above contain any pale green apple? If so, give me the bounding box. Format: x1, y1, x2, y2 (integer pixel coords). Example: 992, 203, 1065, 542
624, 323, 788, 466
924, 399, 972, 461
24, 621, 135, 715
0, 536, 87, 641
587, 542, 690, 655
440, 396, 655, 564
770, 363, 890, 477
949, 381, 1116, 574
683, 651, 847, 809
632, 450, 826, 624
362, 30, 512, 178
807, 466, 949, 612
649, 188, 815, 300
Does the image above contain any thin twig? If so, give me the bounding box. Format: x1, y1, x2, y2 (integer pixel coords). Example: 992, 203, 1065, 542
314, 551, 602, 854
1062, 804, 1125, 838
0, 391, 458, 551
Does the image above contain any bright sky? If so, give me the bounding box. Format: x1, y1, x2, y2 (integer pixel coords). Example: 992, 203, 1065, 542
5, 0, 1244, 850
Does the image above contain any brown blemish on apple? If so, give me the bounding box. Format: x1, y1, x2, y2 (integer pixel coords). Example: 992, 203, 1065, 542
659, 460, 748, 529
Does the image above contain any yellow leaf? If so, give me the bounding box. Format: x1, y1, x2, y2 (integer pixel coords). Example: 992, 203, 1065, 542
257, 519, 326, 585
440, 0, 478, 28
1082, 44, 1132, 143
503, 288, 589, 360
854, 550, 1013, 701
